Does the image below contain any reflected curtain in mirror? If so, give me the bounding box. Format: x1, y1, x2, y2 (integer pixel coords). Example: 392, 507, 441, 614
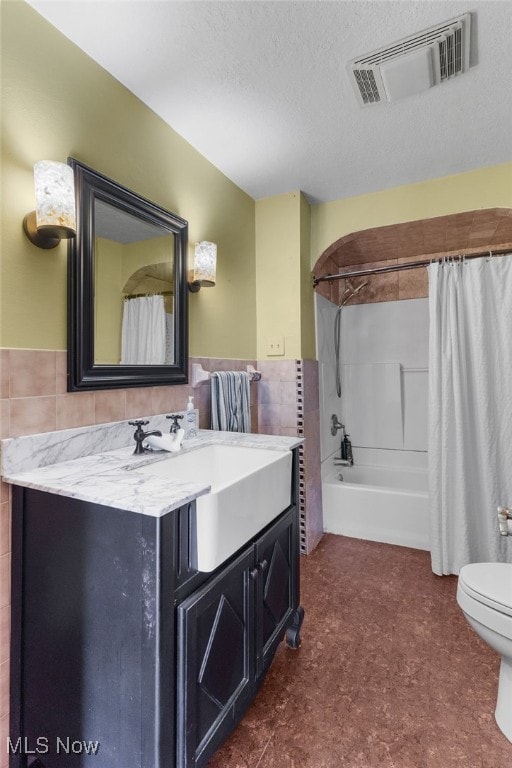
93, 197, 176, 365
120, 295, 166, 364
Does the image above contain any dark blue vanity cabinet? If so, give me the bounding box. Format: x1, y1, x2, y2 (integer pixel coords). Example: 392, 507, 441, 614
177, 507, 301, 768
9, 448, 303, 768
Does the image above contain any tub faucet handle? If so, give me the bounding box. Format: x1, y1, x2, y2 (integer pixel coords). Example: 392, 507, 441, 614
166, 413, 184, 434
331, 414, 345, 436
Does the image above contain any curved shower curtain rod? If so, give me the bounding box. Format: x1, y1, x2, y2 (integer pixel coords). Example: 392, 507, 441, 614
312, 246, 512, 287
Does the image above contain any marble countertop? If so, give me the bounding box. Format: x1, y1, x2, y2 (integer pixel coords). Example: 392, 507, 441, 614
2, 429, 302, 518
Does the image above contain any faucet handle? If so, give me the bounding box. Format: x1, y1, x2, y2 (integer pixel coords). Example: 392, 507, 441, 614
129, 419, 149, 437
331, 414, 345, 436
166, 414, 183, 430
129, 420, 151, 455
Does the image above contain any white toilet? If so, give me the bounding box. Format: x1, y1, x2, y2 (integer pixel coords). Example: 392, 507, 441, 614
457, 562, 512, 743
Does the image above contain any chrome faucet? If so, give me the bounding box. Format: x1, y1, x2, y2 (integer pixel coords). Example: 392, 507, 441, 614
129, 420, 162, 455
333, 454, 353, 467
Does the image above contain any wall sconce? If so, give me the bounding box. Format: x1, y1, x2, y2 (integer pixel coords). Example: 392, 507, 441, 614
23, 161, 76, 249
188, 241, 217, 292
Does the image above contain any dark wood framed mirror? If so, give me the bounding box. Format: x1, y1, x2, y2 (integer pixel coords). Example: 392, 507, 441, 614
67, 158, 188, 390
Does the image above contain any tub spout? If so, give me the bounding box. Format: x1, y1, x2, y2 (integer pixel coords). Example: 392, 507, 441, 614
334, 457, 353, 467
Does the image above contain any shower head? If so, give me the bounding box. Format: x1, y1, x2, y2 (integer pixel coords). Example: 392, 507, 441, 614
339, 280, 368, 307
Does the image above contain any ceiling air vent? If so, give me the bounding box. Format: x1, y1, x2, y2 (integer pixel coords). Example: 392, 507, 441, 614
348, 13, 472, 106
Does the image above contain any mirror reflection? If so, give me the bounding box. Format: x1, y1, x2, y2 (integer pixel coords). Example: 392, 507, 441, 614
94, 199, 175, 365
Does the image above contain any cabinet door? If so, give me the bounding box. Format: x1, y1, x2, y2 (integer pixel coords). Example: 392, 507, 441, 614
176, 546, 255, 768
255, 508, 298, 676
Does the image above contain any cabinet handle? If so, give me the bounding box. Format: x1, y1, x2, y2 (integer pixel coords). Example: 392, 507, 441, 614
250, 560, 268, 580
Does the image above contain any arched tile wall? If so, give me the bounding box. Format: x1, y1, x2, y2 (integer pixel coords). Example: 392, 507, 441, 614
313, 208, 512, 306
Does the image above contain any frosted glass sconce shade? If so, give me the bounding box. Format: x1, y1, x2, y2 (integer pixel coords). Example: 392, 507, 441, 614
23, 161, 76, 249
189, 241, 217, 292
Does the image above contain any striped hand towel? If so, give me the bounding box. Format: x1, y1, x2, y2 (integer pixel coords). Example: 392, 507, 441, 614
210, 371, 251, 432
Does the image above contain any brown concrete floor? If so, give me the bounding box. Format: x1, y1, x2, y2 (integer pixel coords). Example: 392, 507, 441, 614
208, 534, 511, 768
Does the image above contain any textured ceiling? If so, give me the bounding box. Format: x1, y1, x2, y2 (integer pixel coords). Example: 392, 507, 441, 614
26, 0, 512, 203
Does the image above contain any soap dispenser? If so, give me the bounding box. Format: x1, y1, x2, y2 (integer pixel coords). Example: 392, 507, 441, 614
185, 396, 198, 439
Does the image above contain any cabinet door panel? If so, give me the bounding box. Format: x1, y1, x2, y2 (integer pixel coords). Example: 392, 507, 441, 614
176, 547, 255, 768
256, 508, 297, 676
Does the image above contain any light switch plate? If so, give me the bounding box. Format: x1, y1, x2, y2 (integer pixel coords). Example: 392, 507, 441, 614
266, 336, 285, 356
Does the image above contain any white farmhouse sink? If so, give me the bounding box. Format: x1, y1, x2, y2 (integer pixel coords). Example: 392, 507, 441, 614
136, 444, 292, 571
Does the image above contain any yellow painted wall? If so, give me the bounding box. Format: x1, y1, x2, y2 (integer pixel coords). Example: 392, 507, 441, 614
255, 193, 301, 359
311, 163, 512, 268
0, 0, 256, 358
121, 237, 174, 293
255, 191, 315, 360
3, 4, 511, 365
299, 192, 315, 360
255, 169, 512, 361
94, 238, 123, 364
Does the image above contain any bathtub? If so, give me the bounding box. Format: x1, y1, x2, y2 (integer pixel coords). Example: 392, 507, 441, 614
322, 457, 430, 551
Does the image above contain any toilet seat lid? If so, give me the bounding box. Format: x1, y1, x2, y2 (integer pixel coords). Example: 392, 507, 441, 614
459, 563, 512, 616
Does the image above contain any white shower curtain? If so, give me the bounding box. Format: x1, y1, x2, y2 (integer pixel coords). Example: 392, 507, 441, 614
120, 295, 166, 365
428, 255, 512, 575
